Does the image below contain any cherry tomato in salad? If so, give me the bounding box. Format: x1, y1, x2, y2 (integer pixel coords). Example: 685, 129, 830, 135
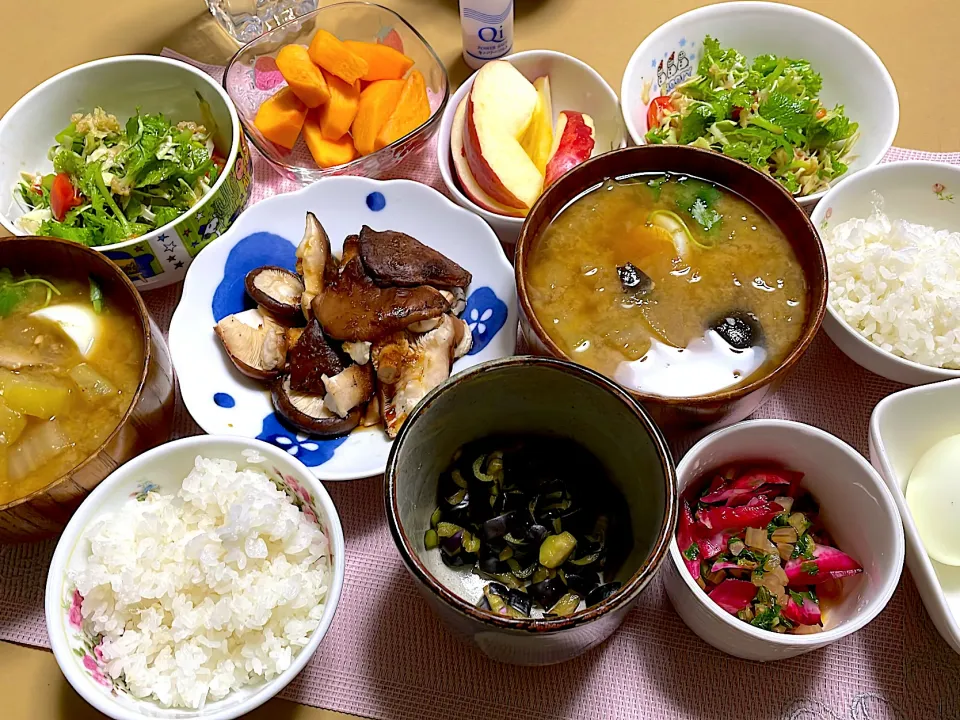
50, 172, 83, 221
646, 96, 674, 130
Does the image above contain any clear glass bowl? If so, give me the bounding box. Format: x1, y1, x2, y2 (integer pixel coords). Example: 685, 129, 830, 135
224, 1, 449, 183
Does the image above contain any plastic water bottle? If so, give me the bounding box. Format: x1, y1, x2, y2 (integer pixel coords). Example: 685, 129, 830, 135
459, 0, 515, 70
206, 0, 319, 43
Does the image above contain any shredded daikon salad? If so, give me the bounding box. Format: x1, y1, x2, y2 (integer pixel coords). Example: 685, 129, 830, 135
69, 456, 330, 709
822, 198, 960, 369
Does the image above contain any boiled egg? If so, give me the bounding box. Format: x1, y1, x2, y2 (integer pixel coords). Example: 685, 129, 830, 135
906, 433, 960, 566
30, 304, 101, 357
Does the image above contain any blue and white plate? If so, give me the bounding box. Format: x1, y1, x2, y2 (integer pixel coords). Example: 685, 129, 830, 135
170, 177, 517, 481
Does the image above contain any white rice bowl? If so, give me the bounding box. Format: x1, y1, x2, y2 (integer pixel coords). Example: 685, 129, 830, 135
69, 456, 331, 710
822, 198, 960, 370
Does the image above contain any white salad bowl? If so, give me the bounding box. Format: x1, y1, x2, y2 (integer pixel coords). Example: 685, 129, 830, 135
169, 176, 518, 481
664, 419, 904, 662
809, 161, 960, 385
620, 2, 899, 207
0, 55, 252, 290
45, 435, 346, 720
437, 49, 626, 248
870, 379, 960, 655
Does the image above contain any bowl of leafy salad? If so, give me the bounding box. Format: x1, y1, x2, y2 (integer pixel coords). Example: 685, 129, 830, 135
620, 2, 899, 206
0, 55, 252, 290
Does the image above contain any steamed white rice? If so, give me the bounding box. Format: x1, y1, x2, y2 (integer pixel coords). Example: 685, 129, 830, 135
70, 456, 330, 709
822, 200, 960, 369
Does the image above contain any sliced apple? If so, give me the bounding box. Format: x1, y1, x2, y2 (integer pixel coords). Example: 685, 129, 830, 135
520, 76, 554, 174
451, 97, 527, 217
463, 61, 543, 210
544, 111, 596, 187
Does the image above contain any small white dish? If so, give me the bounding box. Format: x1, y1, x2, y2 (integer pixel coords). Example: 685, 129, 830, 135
620, 1, 899, 207
664, 419, 904, 662
0, 55, 252, 290
45, 435, 346, 720
169, 176, 517, 481
437, 49, 626, 247
870, 379, 960, 655
810, 161, 960, 385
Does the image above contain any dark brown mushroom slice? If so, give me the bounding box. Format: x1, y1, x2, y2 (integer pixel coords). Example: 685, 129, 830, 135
272, 375, 360, 436
296, 212, 338, 320
287, 318, 344, 394
322, 363, 375, 418
214, 308, 287, 380
357, 225, 472, 288
245, 266, 304, 319
312, 248, 449, 342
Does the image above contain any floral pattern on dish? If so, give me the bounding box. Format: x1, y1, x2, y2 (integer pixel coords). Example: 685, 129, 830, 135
933, 183, 955, 202
256, 412, 348, 467
63, 586, 130, 696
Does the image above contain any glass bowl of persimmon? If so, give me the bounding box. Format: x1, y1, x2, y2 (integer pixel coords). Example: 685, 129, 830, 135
224, 2, 448, 183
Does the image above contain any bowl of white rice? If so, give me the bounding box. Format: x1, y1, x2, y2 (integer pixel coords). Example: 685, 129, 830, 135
44, 435, 345, 720
811, 161, 960, 385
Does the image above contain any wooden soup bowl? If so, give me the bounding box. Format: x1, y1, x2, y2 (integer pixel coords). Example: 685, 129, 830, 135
515, 145, 828, 432
0, 236, 175, 541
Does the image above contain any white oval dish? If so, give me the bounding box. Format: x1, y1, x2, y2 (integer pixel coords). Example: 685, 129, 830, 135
620, 1, 899, 207
870, 379, 960, 655
169, 176, 518, 481
45, 435, 345, 720
809, 160, 960, 385
437, 49, 626, 247
665, 419, 904, 662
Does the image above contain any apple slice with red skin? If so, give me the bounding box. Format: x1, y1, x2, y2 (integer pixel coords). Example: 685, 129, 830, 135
451, 97, 527, 217
463, 61, 543, 210
519, 76, 554, 174
544, 111, 596, 187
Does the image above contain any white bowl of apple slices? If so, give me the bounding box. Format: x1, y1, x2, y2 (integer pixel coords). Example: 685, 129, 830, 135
438, 50, 626, 246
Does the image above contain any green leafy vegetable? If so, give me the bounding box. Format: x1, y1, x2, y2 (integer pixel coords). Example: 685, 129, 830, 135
89, 278, 104, 314
645, 35, 859, 196
13, 105, 217, 247
0, 269, 61, 317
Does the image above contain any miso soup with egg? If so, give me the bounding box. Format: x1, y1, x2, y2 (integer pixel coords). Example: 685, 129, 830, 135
526, 174, 808, 397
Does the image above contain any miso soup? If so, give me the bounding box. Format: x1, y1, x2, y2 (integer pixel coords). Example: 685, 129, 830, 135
526, 174, 808, 397
0, 272, 143, 505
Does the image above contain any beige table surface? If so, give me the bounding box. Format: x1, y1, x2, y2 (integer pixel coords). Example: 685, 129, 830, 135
0, 0, 956, 718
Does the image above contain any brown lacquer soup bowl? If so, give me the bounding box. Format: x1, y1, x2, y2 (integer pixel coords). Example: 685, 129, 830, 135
385, 356, 677, 665
0, 237, 175, 541
515, 145, 828, 432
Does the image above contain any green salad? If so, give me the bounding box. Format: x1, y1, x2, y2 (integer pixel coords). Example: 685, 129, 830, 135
16, 101, 223, 247
645, 37, 859, 196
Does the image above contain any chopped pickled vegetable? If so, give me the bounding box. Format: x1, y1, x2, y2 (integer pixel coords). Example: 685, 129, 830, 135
679, 461, 863, 635
424, 435, 631, 619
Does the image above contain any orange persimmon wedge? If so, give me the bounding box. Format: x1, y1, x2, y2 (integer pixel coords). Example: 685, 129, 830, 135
352, 79, 404, 155
254, 87, 307, 149
317, 70, 361, 141
374, 70, 430, 150
304, 112, 359, 167
308, 29, 369, 84
276, 44, 330, 108
342, 40, 414, 81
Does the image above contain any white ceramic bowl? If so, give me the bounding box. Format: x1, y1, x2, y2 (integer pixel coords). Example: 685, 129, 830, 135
809, 161, 960, 385
437, 49, 626, 247
44, 435, 346, 720
0, 55, 252, 290
870, 379, 960, 655
169, 176, 518, 481
664, 419, 904, 662
620, 2, 899, 207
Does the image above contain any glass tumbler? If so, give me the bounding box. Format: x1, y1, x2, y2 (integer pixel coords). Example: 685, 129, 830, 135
206, 0, 320, 43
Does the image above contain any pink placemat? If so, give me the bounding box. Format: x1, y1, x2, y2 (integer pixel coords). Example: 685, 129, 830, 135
2, 51, 959, 720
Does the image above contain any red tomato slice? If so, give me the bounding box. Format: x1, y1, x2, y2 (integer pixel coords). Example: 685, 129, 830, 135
50, 172, 83, 221
647, 96, 674, 131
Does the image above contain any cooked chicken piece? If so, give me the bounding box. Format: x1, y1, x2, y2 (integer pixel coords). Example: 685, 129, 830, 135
296, 213, 336, 320
343, 340, 372, 365
358, 225, 472, 288
288, 318, 343, 394
322, 364, 375, 418
374, 315, 466, 437
312, 246, 449, 342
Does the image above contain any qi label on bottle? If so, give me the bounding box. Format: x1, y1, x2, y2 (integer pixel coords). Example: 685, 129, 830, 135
460, 0, 515, 70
